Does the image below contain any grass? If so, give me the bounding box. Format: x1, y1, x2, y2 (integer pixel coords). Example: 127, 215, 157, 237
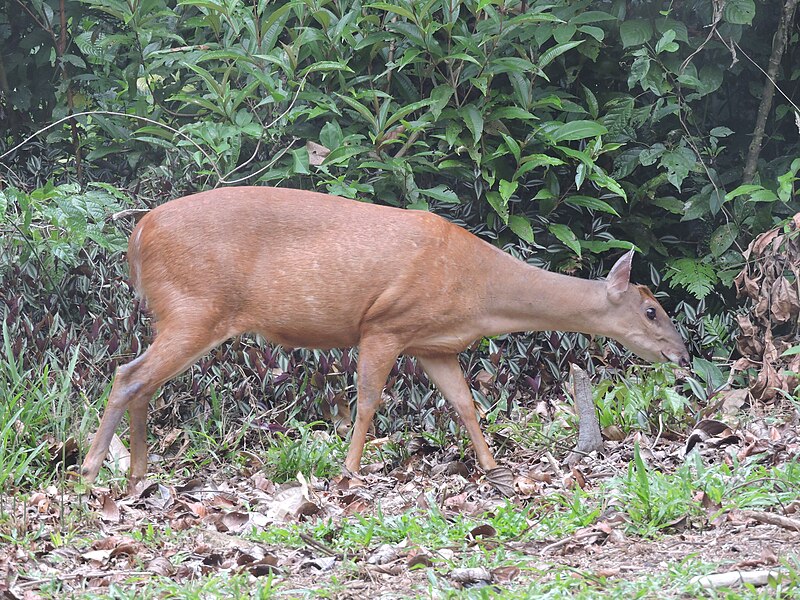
0, 323, 78, 491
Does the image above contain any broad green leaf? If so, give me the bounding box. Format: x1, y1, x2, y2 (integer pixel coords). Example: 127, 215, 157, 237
367, 2, 416, 21
320, 121, 343, 150
628, 55, 650, 88
655, 18, 688, 42
508, 215, 534, 243
291, 148, 309, 174
514, 154, 565, 179
487, 191, 509, 223
589, 170, 627, 200
489, 57, 537, 74
463, 105, 484, 145
420, 185, 460, 203
697, 65, 724, 96
321, 145, 368, 166
724, 0, 755, 24
538, 40, 584, 70
651, 196, 685, 214
580, 239, 636, 253
709, 223, 739, 257
655, 30, 677, 53
430, 85, 454, 120
548, 223, 581, 257
500, 133, 521, 163
565, 195, 620, 216
578, 25, 605, 42
553, 24, 577, 44
570, 11, 617, 25
499, 179, 518, 202
710, 127, 734, 138
550, 120, 607, 142
491, 106, 538, 121
581, 84, 598, 119
725, 184, 763, 201
575, 162, 587, 189
337, 95, 378, 130
781, 345, 800, 357
620, 19, 653, 47
660, 147, 697, 191
777, 157, 800, 202
262, 3, 293, 52
301, 61, 354, 75
386, 98, 433, 128
748, 189, 780, 203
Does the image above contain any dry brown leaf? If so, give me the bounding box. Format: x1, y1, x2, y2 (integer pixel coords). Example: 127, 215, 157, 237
306, 141, 330, 166
100, 494, 120, 523
467, 524, 497, 541
486, 466, 514, 496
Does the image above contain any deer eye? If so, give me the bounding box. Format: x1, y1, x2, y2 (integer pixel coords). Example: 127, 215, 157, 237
646, 307, 657, 321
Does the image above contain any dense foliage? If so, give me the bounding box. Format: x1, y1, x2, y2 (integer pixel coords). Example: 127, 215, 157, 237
1, 0, 798, 454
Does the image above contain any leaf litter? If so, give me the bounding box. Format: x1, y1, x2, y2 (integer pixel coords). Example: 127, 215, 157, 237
2, 402, 799, 598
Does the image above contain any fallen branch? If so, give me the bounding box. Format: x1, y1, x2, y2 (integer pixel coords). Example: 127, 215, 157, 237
740, 510, 800, 532
690, 570, 782, 589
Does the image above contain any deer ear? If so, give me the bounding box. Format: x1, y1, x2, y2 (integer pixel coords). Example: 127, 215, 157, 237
606, 250, 634, 302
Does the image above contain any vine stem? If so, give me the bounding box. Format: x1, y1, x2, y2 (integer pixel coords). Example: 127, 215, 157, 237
742, 0, 799, 183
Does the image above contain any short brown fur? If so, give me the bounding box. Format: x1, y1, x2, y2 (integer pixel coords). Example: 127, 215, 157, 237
81, 187, 690, 488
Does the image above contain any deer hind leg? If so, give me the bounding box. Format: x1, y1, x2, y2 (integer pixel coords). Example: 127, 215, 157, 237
343, 335, 401, 474
82, 317, 231, 487
417, 354, 497, 470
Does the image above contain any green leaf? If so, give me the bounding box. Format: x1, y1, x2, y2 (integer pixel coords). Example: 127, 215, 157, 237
660, 147, 697, 191
320, 121, 343, 150
655, 30, 677, 53
463, 105, 484, 145
748, 189, 779, 203
570, 11, 618, 25
301, 61, 354, 76
565, 195, 619, 216
620, 20, 653, 47
486, 191, 509, 223
548, 223, 581, 257
777, 157, 800, 202
514, 154, 565, 179
588, 170, 627, 200
628, 55, 650, 88
780, 345, 800, 357
491, 107, 538, 121
725, 184, 764, 201
710, 127, 734, 138
499, 179, 517, 202
500, 133, 521, 163
508, 215, 534, 243
291, 147, 310, 174
430, 85, 454, 120
419, 185, 460, 203
709, 223, 739, 257
724, 0, 755, 25
337, 95, 378, 130
321, 145, 368, 166
581, 85, 598, 119
650, 196, 685, 214
580, 239, 636, 253
549, 120, 607, 142
538, 40, 584, 70
366, 2, 416, 21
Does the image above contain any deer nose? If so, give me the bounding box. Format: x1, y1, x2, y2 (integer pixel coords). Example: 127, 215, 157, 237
678, 355, 691, 369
